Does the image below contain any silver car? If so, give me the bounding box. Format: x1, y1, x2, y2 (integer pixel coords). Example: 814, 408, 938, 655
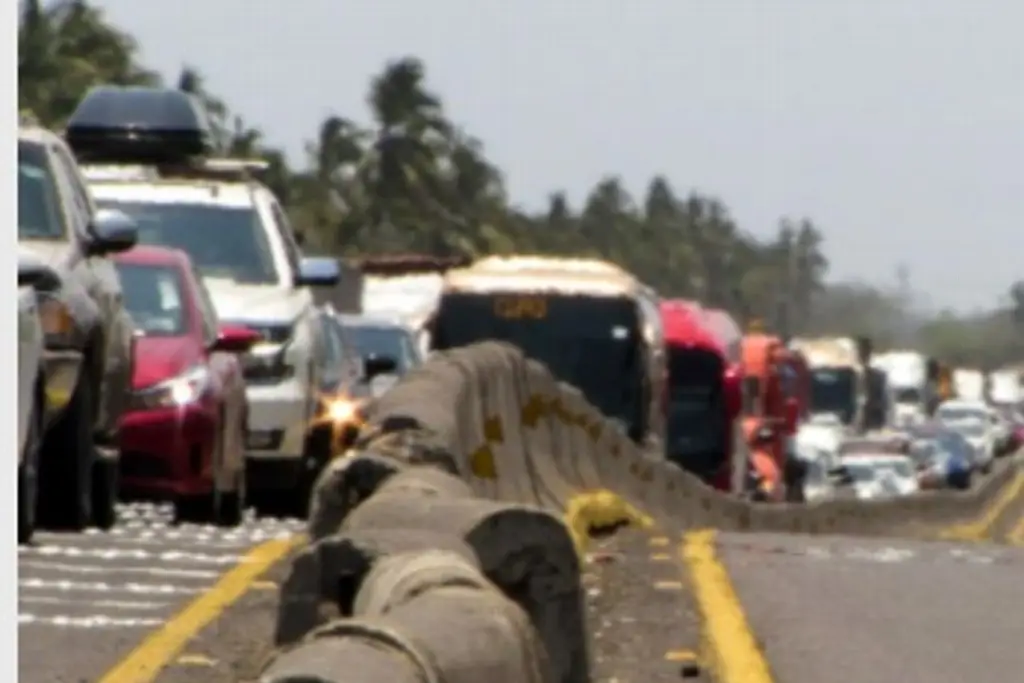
17, 258, 49, 543
18, 125, 139, 532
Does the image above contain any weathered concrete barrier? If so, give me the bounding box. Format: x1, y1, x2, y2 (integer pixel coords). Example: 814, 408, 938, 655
263, 341, 1022, 683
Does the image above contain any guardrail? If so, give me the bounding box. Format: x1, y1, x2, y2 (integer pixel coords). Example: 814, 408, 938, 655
260, 341, 1020, 683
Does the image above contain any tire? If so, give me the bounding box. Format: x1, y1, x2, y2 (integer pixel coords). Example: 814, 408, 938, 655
174, 419, 247, 528
90, 456, 118, 531
38, 373, 96, 531
18, 386, 42, 544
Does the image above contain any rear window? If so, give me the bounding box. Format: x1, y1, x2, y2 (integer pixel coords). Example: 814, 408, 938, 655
115, 263, 188, 336
432, 291, 642, 422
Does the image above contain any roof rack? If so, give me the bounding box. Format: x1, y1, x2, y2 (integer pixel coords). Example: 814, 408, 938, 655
81, 157, 269, 184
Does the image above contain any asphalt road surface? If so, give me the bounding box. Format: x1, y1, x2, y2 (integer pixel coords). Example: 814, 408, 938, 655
717, 532, 1024, 683
18, 503, 303, 683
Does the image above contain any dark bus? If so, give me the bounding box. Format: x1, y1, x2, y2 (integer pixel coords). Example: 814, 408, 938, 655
429, 257, 665, 447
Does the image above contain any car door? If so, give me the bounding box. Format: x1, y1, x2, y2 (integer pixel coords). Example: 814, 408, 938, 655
49, 141, 134, 439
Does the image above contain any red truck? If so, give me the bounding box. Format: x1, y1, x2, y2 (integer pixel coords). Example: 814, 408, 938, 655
660, 300, 742, 492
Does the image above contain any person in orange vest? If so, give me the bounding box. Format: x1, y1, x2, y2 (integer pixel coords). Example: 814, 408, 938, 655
746, 423, 783, 502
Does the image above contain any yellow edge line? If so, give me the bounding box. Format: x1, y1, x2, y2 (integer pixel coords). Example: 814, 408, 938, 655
939, 471, 1024, 541
682, 530, 774, 683
563, 488, 654, 556
98, 536, 301, 683
1007, 513, 1024, 546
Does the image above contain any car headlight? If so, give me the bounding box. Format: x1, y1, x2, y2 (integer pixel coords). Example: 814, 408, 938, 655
131, 364, 210, 410
38, 294, 76, 347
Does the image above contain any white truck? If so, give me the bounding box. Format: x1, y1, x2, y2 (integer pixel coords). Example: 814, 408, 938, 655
789, 337, 865, 430
952, 368, 986, 402
873, 351, 932, 426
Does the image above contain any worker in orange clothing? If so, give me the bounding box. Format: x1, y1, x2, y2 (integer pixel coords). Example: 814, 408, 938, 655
746, 423, 783, 502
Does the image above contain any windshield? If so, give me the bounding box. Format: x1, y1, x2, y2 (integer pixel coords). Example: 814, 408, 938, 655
893, 387, 921, 404
666, 347, 727, 476
18, 140, 66, 241
951, 421, 986, 439
96, 200, 278, 284
843, 462, 877, 483
346, 325, 415, 374
937, 407, 986, 424
809, 367, 856, 424
432, 292, 644, 428
115, 263, 188, 336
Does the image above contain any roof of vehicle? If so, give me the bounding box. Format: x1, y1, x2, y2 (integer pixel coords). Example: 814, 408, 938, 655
111, 244, 191, 267
660, 299, 724, 355
87, 174, 257, 209
442, 255, 643, 298
337, 313, 412, 331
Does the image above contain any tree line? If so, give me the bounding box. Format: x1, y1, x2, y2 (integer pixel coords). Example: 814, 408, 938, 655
18, 0, 1024, 368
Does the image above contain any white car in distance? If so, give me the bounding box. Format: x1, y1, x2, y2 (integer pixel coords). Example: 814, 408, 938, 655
87, 161, 340, 517
838, 453, 920, 500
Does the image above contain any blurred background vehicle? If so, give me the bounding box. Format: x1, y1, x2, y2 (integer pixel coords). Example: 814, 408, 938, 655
114, 246, 260, 526
337, 313, 423, 378
907, 424, 975, 490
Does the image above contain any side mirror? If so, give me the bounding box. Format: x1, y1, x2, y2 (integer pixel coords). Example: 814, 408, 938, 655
363, 354, 399, 379
17, 260, 60, 291
210, 325, 261, 353
87, 208, 138, 256
295, 256, 340, 288
723, 366, 742, 417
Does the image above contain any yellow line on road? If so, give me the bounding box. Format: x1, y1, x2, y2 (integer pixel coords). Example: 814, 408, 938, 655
682, 530, 774, 683
939, 471, 1024, 541
1008, 514, 1024, 546
98, 536, 300, 683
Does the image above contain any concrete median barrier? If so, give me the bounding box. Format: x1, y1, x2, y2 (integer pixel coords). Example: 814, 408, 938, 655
262, 341, 1022, 683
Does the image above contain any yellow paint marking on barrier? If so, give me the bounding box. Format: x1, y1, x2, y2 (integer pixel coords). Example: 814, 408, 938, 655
563, 489, 653, 556
98, 536, 300, 683
939, 470, 1024, 541
468, 445, 498, 479
1007, 513, 1024, 546
683, 530, 775, 683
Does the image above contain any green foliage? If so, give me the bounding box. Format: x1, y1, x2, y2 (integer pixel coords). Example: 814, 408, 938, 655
17, 1, 1020, 368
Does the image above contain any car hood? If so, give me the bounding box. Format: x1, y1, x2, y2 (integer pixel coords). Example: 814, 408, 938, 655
19, 241, 68, 272
132, 336, 199, 389
202, 277, 307, 324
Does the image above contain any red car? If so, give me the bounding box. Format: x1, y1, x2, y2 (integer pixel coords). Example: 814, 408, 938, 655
113, 246, 260, 526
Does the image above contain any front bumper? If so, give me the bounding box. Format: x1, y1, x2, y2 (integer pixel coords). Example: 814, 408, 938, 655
245, 378, 313, 459
118, 401, 218, 498
42, 349, 82, 425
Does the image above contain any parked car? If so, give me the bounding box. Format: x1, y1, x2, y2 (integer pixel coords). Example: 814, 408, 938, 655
17, 256, 53, 543
69, 85, 340, 518
19, 124, 138, 532
113, 246, 260, 525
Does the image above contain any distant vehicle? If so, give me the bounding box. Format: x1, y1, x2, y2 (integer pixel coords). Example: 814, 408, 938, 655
430, 256, 667, 448
113, 246, 260, 526
68, 85, 341, 518
17, 257, 52, 543
838, 453, 919, 497
337, 314, 423, 377
19, 123, 139, 532
660, 299, 741, 491
907, 425, 974, 490
943, 419, 995, 474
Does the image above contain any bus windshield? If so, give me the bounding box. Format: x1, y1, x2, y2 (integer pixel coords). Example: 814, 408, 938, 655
431, 292, 644, 432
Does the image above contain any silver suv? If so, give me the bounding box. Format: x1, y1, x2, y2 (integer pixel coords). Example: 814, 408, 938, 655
18, 124, 139, 532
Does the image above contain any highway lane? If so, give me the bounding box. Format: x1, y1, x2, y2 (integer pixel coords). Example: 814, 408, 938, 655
17, 503, 302, 683
716, 532, 1024, 683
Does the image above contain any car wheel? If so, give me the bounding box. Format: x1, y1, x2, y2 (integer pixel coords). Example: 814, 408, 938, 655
90, 455, 119, 531
18, 387, 43, 544
38, 373, 95, 531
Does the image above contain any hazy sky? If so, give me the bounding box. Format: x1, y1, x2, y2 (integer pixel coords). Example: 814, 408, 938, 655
93, 0, 1023, 312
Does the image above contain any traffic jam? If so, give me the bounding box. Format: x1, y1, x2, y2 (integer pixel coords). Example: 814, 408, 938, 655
16, 85, 1024, 634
